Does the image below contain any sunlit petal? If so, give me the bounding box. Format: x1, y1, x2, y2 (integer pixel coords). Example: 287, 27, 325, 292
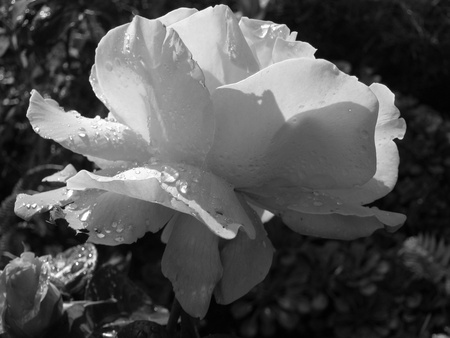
14, 188, 76, 221
209, 58, 378, 190
94, 16, 214, 165
67, 163, 256, 239
171, 5, 259, 92
62, 190, 174, 245
214, 194, 273, 304
42, 164, 77, 183
27, 91, 151, 163
161, 213, 222, 318
157, 7, 198, 26
239, 17, 315, 68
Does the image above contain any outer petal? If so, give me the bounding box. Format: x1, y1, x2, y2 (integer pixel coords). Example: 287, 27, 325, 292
161, 213, 223, 319
66, 162, 256, 240
208, 58, 378, 190
157, 7, 198, 26
62, 190, 174, 245
170, 5, 260, 92
42, 164, 77, 183
94, 16, 214, 165
239, 17, 316, 68
281, 210, 406, 240
27, 91, 151, 162
246, 186, 406, 233
15, 188, 76, 220
321, 83, 406, 204
214, 194, 273, 304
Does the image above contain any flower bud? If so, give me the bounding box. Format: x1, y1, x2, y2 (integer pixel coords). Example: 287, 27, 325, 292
0, 252, 64, 338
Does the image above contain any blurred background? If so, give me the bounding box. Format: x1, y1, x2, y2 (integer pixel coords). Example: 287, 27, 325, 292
0, 0, 449, 337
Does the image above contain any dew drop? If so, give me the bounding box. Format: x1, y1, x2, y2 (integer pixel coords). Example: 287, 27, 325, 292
177, 180, 189, 194
116, 223, 124, 233
80, 210, 91, 222
26, 204, 31, 209
161, 166, 179, 183
105, 62, 113, 71
111, 222, 118, 228
70, 261, 84, 274
78, 132, 87, 138
33, 126, 40, 133
115, 236, 124, 243
96, 233, 105, 238
31, 203, 37, 209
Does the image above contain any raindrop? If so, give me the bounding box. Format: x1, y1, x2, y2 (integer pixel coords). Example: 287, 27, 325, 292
70, 261, 84, 274
33, 126, 40, 133
123, 33, 132, 54
115, 236, 124, 243
26, 204, 31, 209
161, 166, 179, 183
116, 223, 124, 233
96, 233, 105, 238
80, 210, 91, 222
111, 222, 118, 228
134, 168, 141, 174
105, 62, 113, 72
31, 203, 37, 209
177, 180, 189, 194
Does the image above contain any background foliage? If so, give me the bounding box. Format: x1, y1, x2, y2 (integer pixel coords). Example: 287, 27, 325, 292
1, 0, 449, 337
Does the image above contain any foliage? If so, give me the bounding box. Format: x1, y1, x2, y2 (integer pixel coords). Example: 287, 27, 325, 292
1, 0, 449, 337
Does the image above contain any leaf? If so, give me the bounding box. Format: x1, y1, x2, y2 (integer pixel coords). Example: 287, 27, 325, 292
85, 265, 170, 332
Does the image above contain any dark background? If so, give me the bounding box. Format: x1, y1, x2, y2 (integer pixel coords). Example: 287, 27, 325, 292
0, 0, 449, 337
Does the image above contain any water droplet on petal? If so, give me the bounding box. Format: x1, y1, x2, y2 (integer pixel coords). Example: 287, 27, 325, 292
33, 126, 40, 133
96, 232, 105, 238
70, 261, 84, 273
78, 132, 87, 138
80, 210, 91, 222
31, 203, 37, 209
26, 204, 31, 209
177, 180, 189, 194
115, 236, 124, 243
161, 166, 179, 183
116, 223, 124, 233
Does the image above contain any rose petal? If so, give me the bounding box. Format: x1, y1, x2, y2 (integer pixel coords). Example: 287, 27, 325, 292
272, 37, 316, 64
67, 162, 256, 239
27, 91, 151, 163
321, 83, 406, 204
239, 17, 315, 68
214, 194, 273, 304
281, 209, 406, 240
246, 186, 405, 232
161, 213, 223, 318
208, 58, 378, 190
94, 16, 214, 165
171, 5, 259, 92
42, 164, 77, 183
157, 7, 198, 26
15, 188, 76, 221
62, 190, 174, 245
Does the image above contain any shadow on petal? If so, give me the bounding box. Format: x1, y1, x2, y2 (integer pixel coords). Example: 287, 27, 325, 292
161, 213, 223, 318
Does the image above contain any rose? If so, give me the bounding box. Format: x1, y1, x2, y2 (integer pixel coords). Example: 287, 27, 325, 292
0, 252, 63, 337
15, 5, 406, 318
